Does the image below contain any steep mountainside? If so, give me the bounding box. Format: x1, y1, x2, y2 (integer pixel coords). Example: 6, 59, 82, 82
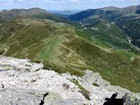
0, 8, 76, 27
68, 5, 140, 21
0, 17, 140, 92
68, 5, 140, 49
0, 8, 47, 22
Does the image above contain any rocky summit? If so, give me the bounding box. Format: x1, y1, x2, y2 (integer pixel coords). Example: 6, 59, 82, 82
0, 56, 140, 105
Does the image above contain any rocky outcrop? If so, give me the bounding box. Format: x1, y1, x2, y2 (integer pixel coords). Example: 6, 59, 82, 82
0, 56, 140, 105
0, 56, 87, 105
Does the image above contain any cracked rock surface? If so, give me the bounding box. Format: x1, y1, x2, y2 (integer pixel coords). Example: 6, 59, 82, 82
0, 89, 45, 105
0, 56, 140, 105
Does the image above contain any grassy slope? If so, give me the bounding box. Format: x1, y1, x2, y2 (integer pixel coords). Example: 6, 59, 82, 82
70, 8, 140, 49
75, 18, 139, 54
0, 17, 140, 92
68, 7, 140, 49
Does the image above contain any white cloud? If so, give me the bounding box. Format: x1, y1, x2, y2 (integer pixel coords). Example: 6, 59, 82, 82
0, 0, 139, 9
0, 0, 139, 4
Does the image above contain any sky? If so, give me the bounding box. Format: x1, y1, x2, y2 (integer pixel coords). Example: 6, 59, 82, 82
0, 0, 140, 10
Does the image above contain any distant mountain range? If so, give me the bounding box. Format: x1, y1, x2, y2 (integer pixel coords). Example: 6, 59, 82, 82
49, 10, 81, 17
102, 5, 140, 13
0, 6, 140, 93
68, 5, 140, 21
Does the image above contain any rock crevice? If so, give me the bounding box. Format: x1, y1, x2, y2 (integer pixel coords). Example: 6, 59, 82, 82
39, 92, 49, 105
